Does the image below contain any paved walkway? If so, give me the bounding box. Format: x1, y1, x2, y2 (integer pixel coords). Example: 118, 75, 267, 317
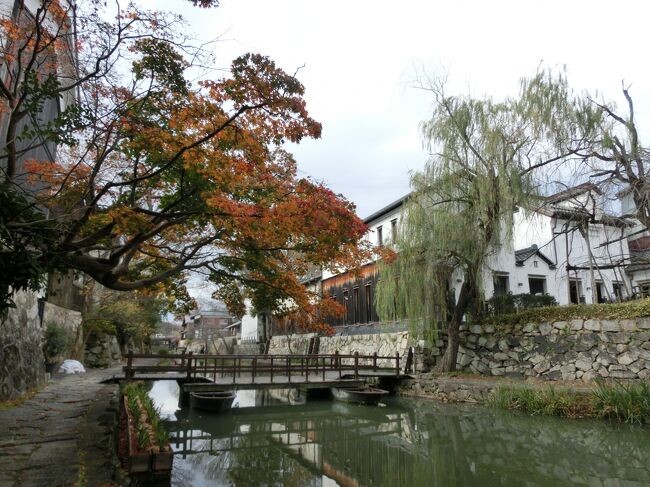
0, 366, 123, 487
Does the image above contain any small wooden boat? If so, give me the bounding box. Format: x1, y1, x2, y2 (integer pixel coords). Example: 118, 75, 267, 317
190, 391, 236, 412
331, 386, 389, 405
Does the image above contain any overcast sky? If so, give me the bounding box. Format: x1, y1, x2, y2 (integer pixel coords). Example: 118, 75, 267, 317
147, 0, 650, 219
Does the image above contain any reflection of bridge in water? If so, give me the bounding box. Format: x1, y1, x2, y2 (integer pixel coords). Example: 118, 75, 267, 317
164, 393, 428, 487
152, 380, 650, 487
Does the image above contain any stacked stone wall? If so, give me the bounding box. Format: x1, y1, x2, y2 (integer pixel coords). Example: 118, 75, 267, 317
319, 331, 410, 367
84, 334, 122, 368
42, 301, 83, 359
266, 331, 412, 368
441, 318, 650, 381
0, 290, 46, 400
267, 333, 317, 355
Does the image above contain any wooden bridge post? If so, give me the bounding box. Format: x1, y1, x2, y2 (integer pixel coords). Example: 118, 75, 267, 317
270, 356, 274, 383
126, 351, 134, 380
286, 355, 291, 383
322, 355, 325, 381
395, 352, 400, 376
186, 351, 193, 380
335, 351, 341, 378
405, 346, 414, 373
252, 357, 257, 383
373, 352, 377, 371
354, 351, 359, 379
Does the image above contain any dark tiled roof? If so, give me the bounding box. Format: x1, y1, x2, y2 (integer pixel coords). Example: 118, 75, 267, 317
363, 194, 409, 224
627, 249, 650, 272
543, 182, 602, 204
514, 244, 556, 268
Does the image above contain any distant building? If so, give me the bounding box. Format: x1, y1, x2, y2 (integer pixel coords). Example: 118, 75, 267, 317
183, 304, 235, 341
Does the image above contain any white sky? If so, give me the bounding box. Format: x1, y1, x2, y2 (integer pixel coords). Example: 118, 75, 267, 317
146, 0, 650, 218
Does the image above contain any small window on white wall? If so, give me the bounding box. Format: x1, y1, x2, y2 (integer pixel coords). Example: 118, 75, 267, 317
377, 226, 383, 246
528, 276, 546, 295
493, 273, 509, 296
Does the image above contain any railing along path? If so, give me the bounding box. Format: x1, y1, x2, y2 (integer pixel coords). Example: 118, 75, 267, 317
124, 349, 412, 383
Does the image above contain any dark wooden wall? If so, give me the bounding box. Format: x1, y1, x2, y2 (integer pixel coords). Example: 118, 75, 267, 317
322, 262, 381, 326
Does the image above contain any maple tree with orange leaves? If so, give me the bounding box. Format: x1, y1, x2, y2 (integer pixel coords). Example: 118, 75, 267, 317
0, 0, 369, 330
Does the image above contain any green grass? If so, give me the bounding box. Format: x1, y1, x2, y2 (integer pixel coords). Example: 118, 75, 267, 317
487, 385, 592, 418
592, 380, 650, 425
488, 381, 650, 424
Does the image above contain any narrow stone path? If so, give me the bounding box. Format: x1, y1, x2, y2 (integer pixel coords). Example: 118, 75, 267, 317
0, 366, 123, 487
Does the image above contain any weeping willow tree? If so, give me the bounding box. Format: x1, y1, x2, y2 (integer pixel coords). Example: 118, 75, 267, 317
376, 71, 602, 371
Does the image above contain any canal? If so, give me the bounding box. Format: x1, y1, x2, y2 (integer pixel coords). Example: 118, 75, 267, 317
149, 381, 650, 486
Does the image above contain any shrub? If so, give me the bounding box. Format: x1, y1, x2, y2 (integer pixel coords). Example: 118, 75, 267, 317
485, 292, 558, 316
43, 323, 73, 364
482, 297, 650, 327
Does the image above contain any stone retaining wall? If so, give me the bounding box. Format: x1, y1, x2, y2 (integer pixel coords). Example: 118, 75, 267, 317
0, 290, 46, 400
266, 331, 412, 367
319, 331, 411, 367
42, 301, 83, 358
267, 333, 317, 355
439, 318, 650, 381
84, 334, 122, 368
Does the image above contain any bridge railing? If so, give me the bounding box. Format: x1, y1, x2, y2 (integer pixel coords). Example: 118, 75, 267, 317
124, 349, 412, 382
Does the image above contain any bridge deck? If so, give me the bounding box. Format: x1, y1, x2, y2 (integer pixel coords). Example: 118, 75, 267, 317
182, 373, 367, 392
119, 351, 413, 390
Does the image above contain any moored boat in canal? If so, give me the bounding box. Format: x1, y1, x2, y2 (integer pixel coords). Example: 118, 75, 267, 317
190, 391, 236, 412
331, 386, 389, 405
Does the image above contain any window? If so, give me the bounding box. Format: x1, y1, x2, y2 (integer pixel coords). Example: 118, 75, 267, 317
569, 279, 584, 304
343, 290, 349, 324
596, 282, 606, 303
533, 260, 538, 268
377, 226, 383, 246
353, 287, 360, 323
365, 284, 372, 322
638, 282, 650, 298
493, 273, 509, 296
391, 219, 398, 242
528, 276, 546, 295
612, 282, 624, 301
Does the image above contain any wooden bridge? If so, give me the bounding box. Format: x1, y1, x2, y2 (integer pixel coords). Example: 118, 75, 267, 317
122, 349, 413, 392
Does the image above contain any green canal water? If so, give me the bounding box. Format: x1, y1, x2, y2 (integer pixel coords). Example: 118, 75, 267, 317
149, 381, 650, 486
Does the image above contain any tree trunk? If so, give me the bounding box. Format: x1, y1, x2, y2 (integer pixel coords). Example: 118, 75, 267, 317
438, 314, 461, 372
436, 279, 475, 372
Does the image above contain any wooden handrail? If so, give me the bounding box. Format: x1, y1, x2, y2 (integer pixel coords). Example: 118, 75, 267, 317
123, 351, 405, 381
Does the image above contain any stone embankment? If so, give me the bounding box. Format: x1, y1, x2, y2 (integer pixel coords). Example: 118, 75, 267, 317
439, 318, 650, 382
0, 366, 122, 486
84, 334, 122, 368
1, 292, 83, 401
267, 331, 411, 367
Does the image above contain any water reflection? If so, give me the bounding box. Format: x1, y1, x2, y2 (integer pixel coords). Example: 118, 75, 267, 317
148, 382, 650, 487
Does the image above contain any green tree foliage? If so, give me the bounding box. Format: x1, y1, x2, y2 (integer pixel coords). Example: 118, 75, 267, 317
376, 71, 599, 371
83, 291, 165, 352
